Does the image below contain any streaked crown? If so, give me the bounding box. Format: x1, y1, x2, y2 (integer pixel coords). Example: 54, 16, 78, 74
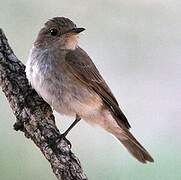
45, 17, 77, 35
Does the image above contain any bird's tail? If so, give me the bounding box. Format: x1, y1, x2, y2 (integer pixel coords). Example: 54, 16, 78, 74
109, 127, 154, 163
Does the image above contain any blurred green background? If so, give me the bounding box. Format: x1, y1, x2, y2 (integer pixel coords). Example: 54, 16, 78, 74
0, 0, 181, 179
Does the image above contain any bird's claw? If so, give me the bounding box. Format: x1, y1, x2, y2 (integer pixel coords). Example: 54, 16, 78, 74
48, 134, 72, 150
58, 133, 72, 148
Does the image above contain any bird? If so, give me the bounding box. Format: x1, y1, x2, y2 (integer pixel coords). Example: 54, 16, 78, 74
26, 17, 154, 163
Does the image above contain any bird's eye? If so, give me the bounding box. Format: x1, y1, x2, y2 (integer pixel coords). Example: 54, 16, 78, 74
50, 28, 58, 36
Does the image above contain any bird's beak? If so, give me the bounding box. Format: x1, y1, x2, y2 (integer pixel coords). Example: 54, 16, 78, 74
70, 27, 85, 33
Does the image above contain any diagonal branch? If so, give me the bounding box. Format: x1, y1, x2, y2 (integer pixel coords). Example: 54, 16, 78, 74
0, 29, 87, 180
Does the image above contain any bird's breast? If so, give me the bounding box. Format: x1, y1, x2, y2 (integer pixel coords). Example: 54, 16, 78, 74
26, 47, 103, 118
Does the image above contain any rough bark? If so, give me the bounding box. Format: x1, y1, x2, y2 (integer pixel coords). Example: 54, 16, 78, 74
0, 29, 87, 180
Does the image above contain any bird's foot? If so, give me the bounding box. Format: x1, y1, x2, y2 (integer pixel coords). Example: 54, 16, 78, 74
58, 133, 72, 148
48, 133, 72, 150
48, 114, 81, 150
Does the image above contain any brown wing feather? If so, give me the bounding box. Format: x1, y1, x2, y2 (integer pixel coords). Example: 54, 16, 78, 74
65, 47, 131, 129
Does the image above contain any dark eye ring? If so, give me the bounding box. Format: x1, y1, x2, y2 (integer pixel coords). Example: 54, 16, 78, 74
50, 28, 58, 36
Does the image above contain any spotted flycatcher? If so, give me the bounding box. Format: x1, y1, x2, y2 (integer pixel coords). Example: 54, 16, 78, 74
26, 17, 154, 163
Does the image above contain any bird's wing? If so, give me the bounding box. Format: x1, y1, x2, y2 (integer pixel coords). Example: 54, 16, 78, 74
65, 47, 131, 129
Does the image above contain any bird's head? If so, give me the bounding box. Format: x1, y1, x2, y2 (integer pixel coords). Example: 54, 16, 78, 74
34, 17, 85, 50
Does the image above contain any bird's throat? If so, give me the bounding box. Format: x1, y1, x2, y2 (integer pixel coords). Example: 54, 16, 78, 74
65, 35, 79, 50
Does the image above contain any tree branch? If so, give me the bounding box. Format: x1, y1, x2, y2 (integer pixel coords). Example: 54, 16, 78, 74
0, 29, 87, 180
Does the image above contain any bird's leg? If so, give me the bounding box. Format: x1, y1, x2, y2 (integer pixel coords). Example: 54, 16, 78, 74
62, 114, 81, 137
49, 114, 81, 149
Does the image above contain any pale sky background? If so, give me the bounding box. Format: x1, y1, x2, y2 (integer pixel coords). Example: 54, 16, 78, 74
0, 0, 181, 180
